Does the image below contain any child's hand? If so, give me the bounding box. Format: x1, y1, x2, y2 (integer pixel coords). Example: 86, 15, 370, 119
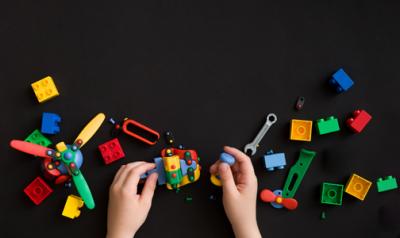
210, 146, 262, 238
107, 162, 158, 238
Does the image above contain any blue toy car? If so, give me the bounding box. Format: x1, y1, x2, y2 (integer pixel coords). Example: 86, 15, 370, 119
263, 150, 286, 171
329, 68, 354, 93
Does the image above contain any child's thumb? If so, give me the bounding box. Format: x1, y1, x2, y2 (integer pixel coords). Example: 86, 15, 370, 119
218, 163, 237, 194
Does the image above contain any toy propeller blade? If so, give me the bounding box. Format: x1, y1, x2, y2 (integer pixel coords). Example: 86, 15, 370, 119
74, 113, 105, 148
282, 198, 298, 210
10, 140, 52, 159
72, 170, 95, 209
259, 189, 276, 203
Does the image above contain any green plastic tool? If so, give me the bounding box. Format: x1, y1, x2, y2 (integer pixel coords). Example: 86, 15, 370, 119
282, 149, 316, 198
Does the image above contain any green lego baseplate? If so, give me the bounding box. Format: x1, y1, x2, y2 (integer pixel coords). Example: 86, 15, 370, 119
25, 129, 52, 147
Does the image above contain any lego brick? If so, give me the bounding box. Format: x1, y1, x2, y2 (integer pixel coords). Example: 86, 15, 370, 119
24, 177, 53, 205
220, 152, 235, 165
346, 110, 372, 133
41, 112, 61, 135
152, 157, 167, 185
290, 119, 313, 141
321, 182, 344, 206
345, 173, 372, 201
31, 76, 60, 103
376, 176, 398, 193
24, 129, 52, 147
329, 68, 354, 93
316, 116, 340, 135
98, 138, 125, 165
180, 159, 197, 176
62, 195, 84, 219
263, 150, 286, 171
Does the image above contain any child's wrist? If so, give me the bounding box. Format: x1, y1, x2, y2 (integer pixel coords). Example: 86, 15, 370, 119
232, 220, 261, 238
106, 229, 135, 238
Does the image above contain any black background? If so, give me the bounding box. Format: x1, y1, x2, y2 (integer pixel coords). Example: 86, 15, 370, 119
1, 1, 399, 238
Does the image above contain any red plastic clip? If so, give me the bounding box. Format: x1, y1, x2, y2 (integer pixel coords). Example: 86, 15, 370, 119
122, 118, 160, 145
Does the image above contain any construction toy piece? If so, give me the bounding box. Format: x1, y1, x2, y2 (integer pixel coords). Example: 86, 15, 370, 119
295, 96, 305, 110
121, 118, 160, 145
244, 113, 278, 156
321, 182, 344, 205
290, 119, 313, 142
263, 150, 286, 171
98, 138, 125, 165
345, 173, 372, 201
62, 195, 84, 219
220, 152, 235, 165
282, 149, 316, 198
11, 113, 106, 210
316, 116, 340, 135
210, 152, 236, 187
165, 131, 175, 145
321, 211, 327, 220
346, 110, 372, 133
259, 189, 298, 210
24, 177, 53, 205
329, 68, 354, 93
376, 176, 398, 193
41, 112, 61, 135
144, 148, 201, 190
31, 76, 60, 103
25, 129, 52, 147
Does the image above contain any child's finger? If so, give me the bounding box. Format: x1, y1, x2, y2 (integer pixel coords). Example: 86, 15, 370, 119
140, 172, 158, 204
218, 163, 238, 195
111, 164, 128, 185
224, 146, 255, 175
209, 160, 221, 174
122, 163, 156, 194
113, 162, 146, 188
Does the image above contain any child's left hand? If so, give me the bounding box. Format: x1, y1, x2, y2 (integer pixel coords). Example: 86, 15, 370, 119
107, 162, 158, 238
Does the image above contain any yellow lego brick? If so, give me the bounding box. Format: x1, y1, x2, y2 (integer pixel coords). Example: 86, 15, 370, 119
62, 195, 84, 219
162, 155, 181, 172
56, 142, 68, 152
290, 119, 313, 141
31, 76, 59, 103
345, 173, 372, 201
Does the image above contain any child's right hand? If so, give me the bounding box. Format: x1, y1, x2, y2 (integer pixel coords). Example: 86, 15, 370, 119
209, 146, 262, 238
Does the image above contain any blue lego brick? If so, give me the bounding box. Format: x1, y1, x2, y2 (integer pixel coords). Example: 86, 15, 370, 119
180, 159, 197, 176
330, 68, 354, 93
263, 150, 286, 171
220, 152, 235, 165
41, 112, 61, 135
149, 157, 166, 185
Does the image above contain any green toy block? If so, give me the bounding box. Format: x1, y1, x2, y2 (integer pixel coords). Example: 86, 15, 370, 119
282, 149, 316, 198
25, 129, 52, 147
316, 116, 340, 135
376, 176, 398, 192
321, 182, 344, 205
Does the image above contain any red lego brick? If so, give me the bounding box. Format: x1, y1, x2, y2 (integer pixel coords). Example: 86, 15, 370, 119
98, 138, 125, 165
346, 110, 372, 133
24, 177, 53, 205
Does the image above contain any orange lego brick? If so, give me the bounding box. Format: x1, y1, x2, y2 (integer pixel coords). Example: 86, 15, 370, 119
290, 119, 313, 142
345, 173, 372, 201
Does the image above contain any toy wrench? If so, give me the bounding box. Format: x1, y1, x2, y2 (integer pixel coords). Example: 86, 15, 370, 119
244, 113, 277, 156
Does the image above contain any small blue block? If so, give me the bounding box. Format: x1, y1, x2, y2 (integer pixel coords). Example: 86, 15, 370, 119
220, 152, 235, 165
330, 68, 354, 93
41, 112, 61, 135
180, 159, 197, 176
151, 157, 166, 185
263, 152, 286, 171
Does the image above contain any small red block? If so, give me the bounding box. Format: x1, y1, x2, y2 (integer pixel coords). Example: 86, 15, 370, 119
98, 138, 125, 165
24, 177, 53, 205
346, 109, 372, 133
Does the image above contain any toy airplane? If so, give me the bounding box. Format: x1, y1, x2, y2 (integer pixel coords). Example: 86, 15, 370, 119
10, 113, 105, 210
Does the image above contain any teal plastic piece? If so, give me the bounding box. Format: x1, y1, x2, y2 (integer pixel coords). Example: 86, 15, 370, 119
321, 182, 344, 205
376, 176, 398, 192
282, 149, 316, 198
25, 129, 52, 147
316, 116, 340, 135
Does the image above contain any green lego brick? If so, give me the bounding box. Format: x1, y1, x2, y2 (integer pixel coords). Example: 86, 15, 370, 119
25, 129, 52, 147
376, 176, 398, 192
316, 116, 340, 135
321, 182, 344, 205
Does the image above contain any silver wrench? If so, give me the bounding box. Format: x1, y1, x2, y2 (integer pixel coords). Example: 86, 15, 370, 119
244, 113, 277, 156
